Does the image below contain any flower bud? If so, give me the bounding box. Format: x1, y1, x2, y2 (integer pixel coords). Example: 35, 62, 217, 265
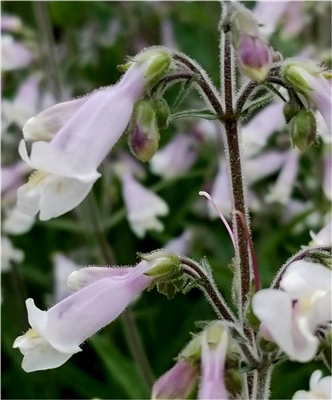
238, 35, 272, 81
231, 3, 272, 81
133, 47, 171, 86
138, 250, 180, 276
154, 98, 170, 129
289, 109, 316, 152
152, 359, 198, 400
283, 101, 300, 124
224, 368, 243, 398
128, 100, 160, 162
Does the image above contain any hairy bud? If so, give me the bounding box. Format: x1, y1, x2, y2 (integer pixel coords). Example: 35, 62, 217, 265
289, 109, 317, 152
128, 100, 160, 162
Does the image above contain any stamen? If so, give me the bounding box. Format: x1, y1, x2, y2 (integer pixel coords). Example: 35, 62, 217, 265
232, 210, 260, 292
28, 170, 48, 187
199, 191, 236, 250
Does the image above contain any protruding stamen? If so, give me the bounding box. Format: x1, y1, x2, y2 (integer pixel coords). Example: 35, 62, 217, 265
199, 190, 235, 250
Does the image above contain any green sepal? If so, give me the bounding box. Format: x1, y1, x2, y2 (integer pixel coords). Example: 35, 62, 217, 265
170, 109, 220, 122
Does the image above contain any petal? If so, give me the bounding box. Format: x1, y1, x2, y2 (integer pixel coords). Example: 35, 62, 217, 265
292, 390, 313, 399
21, 340, 75, 372
26, 298, 48, 334
18, 140, 32, 165
38, 175, 96, 221
17, 180, 43, 217
281, 261, 332, 297
23, 96, 90, 142
67, 266, 133, 291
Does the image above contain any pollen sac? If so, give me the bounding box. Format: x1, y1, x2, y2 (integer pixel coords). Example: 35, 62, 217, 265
128, 100, 160, 162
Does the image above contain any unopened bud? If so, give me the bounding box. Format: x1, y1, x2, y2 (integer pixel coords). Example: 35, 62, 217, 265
238, 35, 272, 81
180, 333, 203, 361
283, 101, 300, 124
289, 109, 316, 152
152, 359, 198, 400
154, 98, 170, 129
134, 47, 172, 86
224, 369, 243, 397
282, 61, 317, 97
129, 100, 160, 162
138, 250, 180, 276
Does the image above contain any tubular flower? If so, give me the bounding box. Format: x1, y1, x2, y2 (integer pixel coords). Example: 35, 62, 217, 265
13, 261, 157, 372
198, 323, 229, 400
252, 260, 332, 362
17, 48, 171, 221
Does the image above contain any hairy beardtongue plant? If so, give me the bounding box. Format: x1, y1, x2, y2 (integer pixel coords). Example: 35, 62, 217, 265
13, 2, 332, 400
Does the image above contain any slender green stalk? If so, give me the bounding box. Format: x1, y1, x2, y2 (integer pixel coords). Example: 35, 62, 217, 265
32, 2, 63, 101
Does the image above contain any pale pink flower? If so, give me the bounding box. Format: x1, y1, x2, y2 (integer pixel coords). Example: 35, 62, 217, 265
17, 50, 170, 221
198, 323, 229, 400
150, 133, 198, 179
152, 359, 198, 399
2, 35, 33, 71
13, 261, 155, 372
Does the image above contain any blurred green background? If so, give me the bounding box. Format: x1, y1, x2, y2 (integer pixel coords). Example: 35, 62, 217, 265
1, 1, 330, 399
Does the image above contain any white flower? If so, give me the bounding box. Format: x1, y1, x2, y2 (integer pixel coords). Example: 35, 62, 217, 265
310, 221, 332, 247
13, 261, 155, 372
3, 206, 35, 235
252, 260, 332, 362
121, 173, 169, 238
1, 236, 24, 272
292, 370, 332, 399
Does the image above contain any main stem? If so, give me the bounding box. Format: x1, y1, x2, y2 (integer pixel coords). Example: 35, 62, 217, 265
222, 30, 251, 314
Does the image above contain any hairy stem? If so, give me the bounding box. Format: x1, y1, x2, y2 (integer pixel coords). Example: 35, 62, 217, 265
180, 257, 237, 323
222, 31, 252, 314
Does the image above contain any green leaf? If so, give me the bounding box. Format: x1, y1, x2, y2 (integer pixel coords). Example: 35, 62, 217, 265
240, 92, 274, 118
170, 108, 219, 121
90, 335, 148, 399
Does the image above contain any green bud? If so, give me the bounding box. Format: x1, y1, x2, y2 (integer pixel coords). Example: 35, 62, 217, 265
224, 369, 243, 397
283, 101, 300, 124
128, 100, 160, 162
258, 335, 278, 353
205, 321, 227, 348
179, 333, 203, 362
154, 98, 170, 129
289, 109, 317, 152
134, 47, 171, 86
282, 63, 314, 97
138, 250, 180, 276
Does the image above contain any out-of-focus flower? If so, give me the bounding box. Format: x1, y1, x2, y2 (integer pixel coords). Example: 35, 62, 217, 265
13, 260, 159, 372
242, 99, 285, 157
253, 260, 332, 362
208, 160, 232, 219
244, 151, 287, 185
1, 236, 24, 272
52, 254, 78, 303
3, 206, 35, 236
16, 48, 171, 221
292, 370, 332, 399
1, 14, 22, 32
323, 145, 331, 202
265, 148, 300, 205
252, 1, 290, 38
150, 133, 198, 179
1, 161, 30, 195
2, 74, 54, 132
152, 359, 198, 399
310, 221, 332, 247
165, 230, 193, 255
198, 322, 229, 400
2, 35, 33, 71
283, 60, 332, 132
120, 172, 168, 238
